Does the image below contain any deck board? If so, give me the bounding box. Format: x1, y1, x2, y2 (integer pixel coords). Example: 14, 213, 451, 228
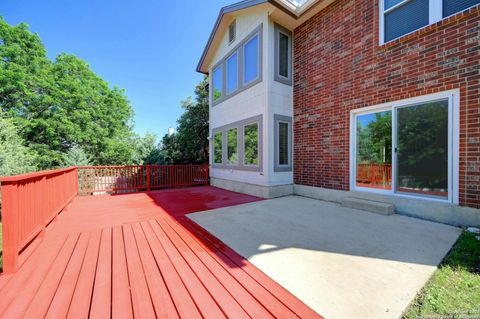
67, 230, 102, 319
111, 226, 134, 319
131, 222, 179, 319
0, 186, 323, 319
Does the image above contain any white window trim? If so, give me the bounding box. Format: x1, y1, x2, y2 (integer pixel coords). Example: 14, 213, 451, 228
379, 0, 479, 44
349, 89, 460, 205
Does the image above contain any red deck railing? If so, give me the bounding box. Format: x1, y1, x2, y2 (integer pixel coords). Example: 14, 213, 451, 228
0, 165, 209, 273
0, 167, 78, 274
356, 163, 392, 186
77, 165, 209, 195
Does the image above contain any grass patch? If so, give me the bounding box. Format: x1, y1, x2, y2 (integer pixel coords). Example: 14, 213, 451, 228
403, 231, 480, 318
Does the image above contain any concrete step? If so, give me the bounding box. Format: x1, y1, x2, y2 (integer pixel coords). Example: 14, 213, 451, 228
341, 197, 395, 216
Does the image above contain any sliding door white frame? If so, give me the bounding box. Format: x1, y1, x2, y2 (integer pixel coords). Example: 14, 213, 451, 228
349, 89, 460, 204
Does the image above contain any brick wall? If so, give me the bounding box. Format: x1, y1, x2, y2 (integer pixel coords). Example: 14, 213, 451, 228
293, 0, 480, 208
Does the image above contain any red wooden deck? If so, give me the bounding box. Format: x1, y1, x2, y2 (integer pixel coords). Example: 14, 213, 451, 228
0, 186, 323, 319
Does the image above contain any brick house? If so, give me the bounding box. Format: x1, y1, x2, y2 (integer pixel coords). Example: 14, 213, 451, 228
197, 0, 480, 226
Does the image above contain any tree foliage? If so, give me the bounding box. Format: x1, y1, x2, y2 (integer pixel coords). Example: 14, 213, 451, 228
0, 115, 36, 176
0, 17, 137, 169
63, 145, 91, 167
160, 78, 209, 164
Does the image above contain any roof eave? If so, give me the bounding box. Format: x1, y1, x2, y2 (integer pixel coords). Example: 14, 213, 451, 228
197, 0, 306, 74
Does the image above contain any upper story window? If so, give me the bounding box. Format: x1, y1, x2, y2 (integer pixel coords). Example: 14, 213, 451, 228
213, 65, 223, 101
443, 0, 480, 17
210, 24, 263, 106
243, 34, 260, 85
229, 20, 236, 44
380, 0, 480, 44
274, 24, 293, 85
226, 52, 238, 94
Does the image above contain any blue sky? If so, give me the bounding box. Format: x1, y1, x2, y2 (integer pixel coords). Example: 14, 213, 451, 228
0, 0, 233, 138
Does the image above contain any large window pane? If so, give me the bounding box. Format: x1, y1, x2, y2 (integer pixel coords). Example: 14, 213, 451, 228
443, 0, 480, 17
213, 132, 223, 164
227, 128, 238, 164
213, 66, 223, 101
244, 123, 259, 166
384, 0, 429, 42
244, 35, 259, 84
226, 53, 238, 94
356, 111, 392, 190
396, 100, 449, 198
278, 122, 289, 165
278, 32, 290, 78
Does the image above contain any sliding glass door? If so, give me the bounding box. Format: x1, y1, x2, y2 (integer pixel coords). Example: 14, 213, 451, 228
356, 110, 392, 190
396, 100, 449, 199
353, 95, 454, 201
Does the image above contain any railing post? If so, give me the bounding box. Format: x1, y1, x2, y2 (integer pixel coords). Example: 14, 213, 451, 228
74, 167, 79, 195
146, 165, 151, 192
2, 182, 19, 274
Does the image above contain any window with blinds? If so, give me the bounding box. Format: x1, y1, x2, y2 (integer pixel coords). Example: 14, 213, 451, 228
381, 0, 479, 43
279, 122, 289, 166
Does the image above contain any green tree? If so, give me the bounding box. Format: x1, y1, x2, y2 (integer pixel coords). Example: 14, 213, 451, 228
63, 145, 91, 167
0, 18, 137, 169
131, 132, 159, 164
161, 77, 209, 164
0, 115, 36, 177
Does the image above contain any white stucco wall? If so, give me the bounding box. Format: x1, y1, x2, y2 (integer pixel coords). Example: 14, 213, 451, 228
208, 7, 294, 188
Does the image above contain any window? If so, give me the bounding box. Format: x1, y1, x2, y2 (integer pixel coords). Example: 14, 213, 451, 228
274, 115, 292, 172
229, 20, 236, 44
356, 111, 392, 190
383, 0, 429, 43
380, 0, 479, 43
244, 123, 259, 166
243, 35, 260, 85
351, 91, 459, 203
210, 25, 263, 105
226, 53, 238, 94
443, 0, 480, 17
396, 100, 449, 198
213, 131, 223, 164
210, 115, 263, 171
213, 66, 223, 101
279, 123, 289, 165
227, 128, 238, 164
274, 24, 292, 85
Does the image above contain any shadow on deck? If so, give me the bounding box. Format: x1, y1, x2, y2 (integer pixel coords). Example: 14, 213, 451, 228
0, 186, 323, 319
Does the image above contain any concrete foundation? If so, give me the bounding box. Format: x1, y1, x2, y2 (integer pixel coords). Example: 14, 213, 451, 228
210, 177, 293, 198
209, 179, 480, 226
295, 184, 480, 227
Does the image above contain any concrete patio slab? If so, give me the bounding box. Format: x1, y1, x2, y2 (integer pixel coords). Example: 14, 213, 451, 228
189, 195, 462, 319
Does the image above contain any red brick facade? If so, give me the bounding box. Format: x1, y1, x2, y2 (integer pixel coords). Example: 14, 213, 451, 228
293, 1, 480, 208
